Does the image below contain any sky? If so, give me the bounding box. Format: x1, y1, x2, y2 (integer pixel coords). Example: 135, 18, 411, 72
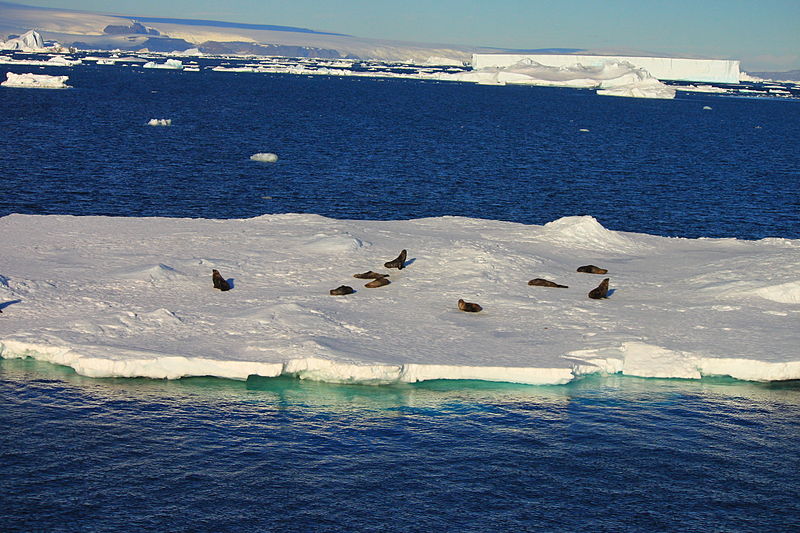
14, 0, 800, 70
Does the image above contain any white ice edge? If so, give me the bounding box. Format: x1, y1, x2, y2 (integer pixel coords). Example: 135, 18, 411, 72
1, 213, 798, 385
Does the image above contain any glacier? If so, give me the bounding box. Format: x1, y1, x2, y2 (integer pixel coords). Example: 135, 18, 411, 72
1, 214, 797, 385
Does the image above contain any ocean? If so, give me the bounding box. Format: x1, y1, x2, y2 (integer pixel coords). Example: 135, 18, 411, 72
1, 61, 800, 532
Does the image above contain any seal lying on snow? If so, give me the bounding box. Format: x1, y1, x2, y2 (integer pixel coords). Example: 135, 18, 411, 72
528, 278, 568, 288
577, 265, 608, 274
330, 285, 355, 296
458, 299, 482, 312
384, 250, 407, 270
212, 269, 231, 291
353, 271, 389, 279
588, 278, 610, 299
365, 277, 391, 288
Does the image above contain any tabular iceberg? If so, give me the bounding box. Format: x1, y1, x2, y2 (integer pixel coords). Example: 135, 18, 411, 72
1, 72, 71, 89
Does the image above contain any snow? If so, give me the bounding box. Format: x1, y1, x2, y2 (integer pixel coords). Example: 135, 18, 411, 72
1, 214, 798, 385
1, 72, 70, 89
250, 152, 279, 163
449, 59, 676, 99
473, 54, 741, 84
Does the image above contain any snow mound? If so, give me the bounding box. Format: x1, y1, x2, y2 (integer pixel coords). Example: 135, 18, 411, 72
147, 118, 172, 126
751, 281, 800, 304
2, 72, 70, 89
301, 233, 367, 253
538, 216, 649, 253
112, 263, 187, 282
250, 152, 279, 163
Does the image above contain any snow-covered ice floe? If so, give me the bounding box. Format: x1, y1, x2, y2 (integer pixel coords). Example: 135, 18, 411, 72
143, 59, 184, 70
147, 118, 172, 126
250, 152, 279, 163
1, 214, 798, 385
1, 72, 71, 89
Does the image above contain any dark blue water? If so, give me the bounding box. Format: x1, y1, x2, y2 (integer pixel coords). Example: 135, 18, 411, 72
2, 358, 799, 532
2, 64, 800, 531
1, 64, 798, 239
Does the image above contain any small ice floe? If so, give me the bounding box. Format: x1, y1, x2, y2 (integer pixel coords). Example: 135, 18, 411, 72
579, 128, 590, 132
143, 59, 184, 70
250, 152, 279, 163
1, 72, 70, 89
703, 105, 713, 110
147, 118, 172, 126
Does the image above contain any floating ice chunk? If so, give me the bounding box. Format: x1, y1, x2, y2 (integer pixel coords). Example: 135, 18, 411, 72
250, 152, 279, 163
143, 59, 184, 70
1, 72, 70, 89
703, 105, 713, 110
147, 118, 172, 126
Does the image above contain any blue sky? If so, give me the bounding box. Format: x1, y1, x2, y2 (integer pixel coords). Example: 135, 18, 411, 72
18, 0, 800, 70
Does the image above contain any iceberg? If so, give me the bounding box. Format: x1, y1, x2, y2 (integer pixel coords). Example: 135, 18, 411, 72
473, 54, 741, 84
1, 214, 797, 385
0, 29, 44, 51
449, 59, 676, 99
1, 72, 70, 89
143, 59, 184, 70
147, 118, 172, 126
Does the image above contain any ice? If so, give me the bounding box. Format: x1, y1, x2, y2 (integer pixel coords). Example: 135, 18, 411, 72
250, 152, 279, 163
1, 214, 797, 385
0, 29, 44, 51
450, 59, 675, 99
143, 59, 184, 70
1, 72, 71, 89
473, 54, 741, 84
147, 118, 172, 126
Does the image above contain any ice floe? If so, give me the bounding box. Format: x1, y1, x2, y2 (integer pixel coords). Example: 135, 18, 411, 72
1, 72, 70, 89
0, 214, 797, 385
147, 118, 172, 126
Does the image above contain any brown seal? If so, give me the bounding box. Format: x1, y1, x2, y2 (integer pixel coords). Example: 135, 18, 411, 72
528, 278, 568, 288
330, 285, 355, 296
588, 278, 610, 299
212, 269, 231, 291
364, 277, 391, 288
458, 299, 482, 312
577, 265, 608, 274
384, 249, 407, 270
353, 271, 389, 279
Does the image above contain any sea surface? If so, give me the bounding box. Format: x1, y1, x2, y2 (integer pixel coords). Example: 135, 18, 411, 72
1, 62, 800, 532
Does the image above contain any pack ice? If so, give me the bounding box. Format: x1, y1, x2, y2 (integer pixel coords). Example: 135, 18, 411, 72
1, 214, 797, 385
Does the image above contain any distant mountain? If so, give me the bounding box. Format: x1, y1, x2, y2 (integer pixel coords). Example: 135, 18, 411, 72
748, 69, 800, 82
0, 1, 475, 63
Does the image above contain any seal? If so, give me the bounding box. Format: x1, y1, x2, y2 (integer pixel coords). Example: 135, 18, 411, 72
364, 277, 391, 288
384, 250, 407, 270
577, 265, 608, 274
458, 299, 482, 312
588, 278, 610, 299
212, 269, 231, 291
528, 278, 568, 288
353, 271, 389, 279
330, 285, 355, 296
